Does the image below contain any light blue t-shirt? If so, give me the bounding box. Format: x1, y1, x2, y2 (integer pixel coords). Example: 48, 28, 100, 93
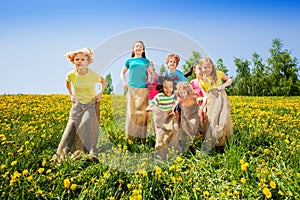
125, 57, 150, 88
166, 69, 188, 83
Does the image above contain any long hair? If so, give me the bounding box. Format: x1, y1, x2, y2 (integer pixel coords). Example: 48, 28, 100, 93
199, 57, 217, 85
131, 41, 146, 58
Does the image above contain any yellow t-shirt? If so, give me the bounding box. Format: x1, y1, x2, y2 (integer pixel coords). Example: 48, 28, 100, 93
67, 69, 101, 104
199, 70, 224, 92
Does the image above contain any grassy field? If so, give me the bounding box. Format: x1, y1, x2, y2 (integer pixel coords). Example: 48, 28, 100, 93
0, 94, 299, 199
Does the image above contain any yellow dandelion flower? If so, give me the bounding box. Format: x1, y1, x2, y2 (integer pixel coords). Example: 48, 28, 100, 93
27, 176, 33, 182
42, 159, 46, 166
22, 170, 28, 176
270, 181, 276, 189
227, 191, 233, 197
36, 190, 43, 195
70, 184, 77, 190
203, 191, 210, 196
155, 166, 162, 175
278, 190, 284, 195
233, 190, 239, 195
232, 180, 237, 185
262, 187, 272, 199
240, 159, 245, 165
240, 177, 246, 184
138, 170, 147, 177
169, 165, 175, 171
46, 169, 52, 174
64, 178, 71, 188
11, 160, 17, 166
37, 168, 44, 174
176, 156, 183, 162
241, 164, 248, 171
128, 139, 133, 145
127, 184, 132, 189
1, 164, 6, 170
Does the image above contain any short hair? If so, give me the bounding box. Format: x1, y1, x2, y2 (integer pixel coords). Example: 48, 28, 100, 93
65, 47, 94, 64
166, 53, 180, 66
156, 75, 179, 93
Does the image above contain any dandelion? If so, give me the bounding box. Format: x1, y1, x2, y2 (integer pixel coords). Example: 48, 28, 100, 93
70, 184, 77, 190
11, 160, 17, 166
240, 159, 245, 165
42, 159, 46, 166
278, 190, 284, 195
27, 176, 33, 182
37, 168, 44, 174
169, 165, 175, 171
203, 191, 210, 196
46, 169, 52, 174
36, 190, 43, 195
176, 156, 183, 162
138, 170, 147, 177
240, 177, 246, 184
270, 180, 276, 189
128, 139, 133, 145
241, 164, 247, 171
232, 180, 237, 185
262, 187, 272, 199
22, 170, 28, 176
64, 178, 71, 188
1, 164, 6, 170
233, 190, 239, 195
127, 184, 132, 189
155, 166, 162, 175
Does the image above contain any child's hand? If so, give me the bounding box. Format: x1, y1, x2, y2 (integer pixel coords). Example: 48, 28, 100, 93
153, 107, 162, 115
70, 95, 76, 103
123, 83, 128, 91
217, 85, 225, 91
168, 110, 175, 116
196, 97, 203, 105
96, 93, 103, 102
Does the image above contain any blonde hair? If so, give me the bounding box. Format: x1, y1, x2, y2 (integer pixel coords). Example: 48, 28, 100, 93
199, 57, 217, 85
175, 82, 194, 99
65, 47, 94, 64
166, 53, 180, 67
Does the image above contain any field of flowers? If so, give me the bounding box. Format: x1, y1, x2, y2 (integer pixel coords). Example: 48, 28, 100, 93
0, 94, 299, 199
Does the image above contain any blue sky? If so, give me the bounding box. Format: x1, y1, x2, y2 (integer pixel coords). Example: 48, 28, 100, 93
1, 0, 299, 94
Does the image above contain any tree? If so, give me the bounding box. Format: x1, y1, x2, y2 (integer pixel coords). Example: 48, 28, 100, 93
216, 58, 233, 95
103, 73, 114, 94
232, 38, 299, 96
182, 51, 201, 82
159, 64, 166, 76
267, 38, 299, 96
232, 58, 251, 95
251, 53, 269, 96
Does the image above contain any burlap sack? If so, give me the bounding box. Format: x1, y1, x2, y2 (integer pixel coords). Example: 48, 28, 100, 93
201, 88, 233, 152
126, 87, 149, 139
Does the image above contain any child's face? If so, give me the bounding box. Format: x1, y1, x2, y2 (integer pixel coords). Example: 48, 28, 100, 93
167, 58, 178, 71
74, 53, 89, 69
163, 80, 174, 97
201, 63, 212, 76
133, 42, 144, 56
195, 65, 201, 76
